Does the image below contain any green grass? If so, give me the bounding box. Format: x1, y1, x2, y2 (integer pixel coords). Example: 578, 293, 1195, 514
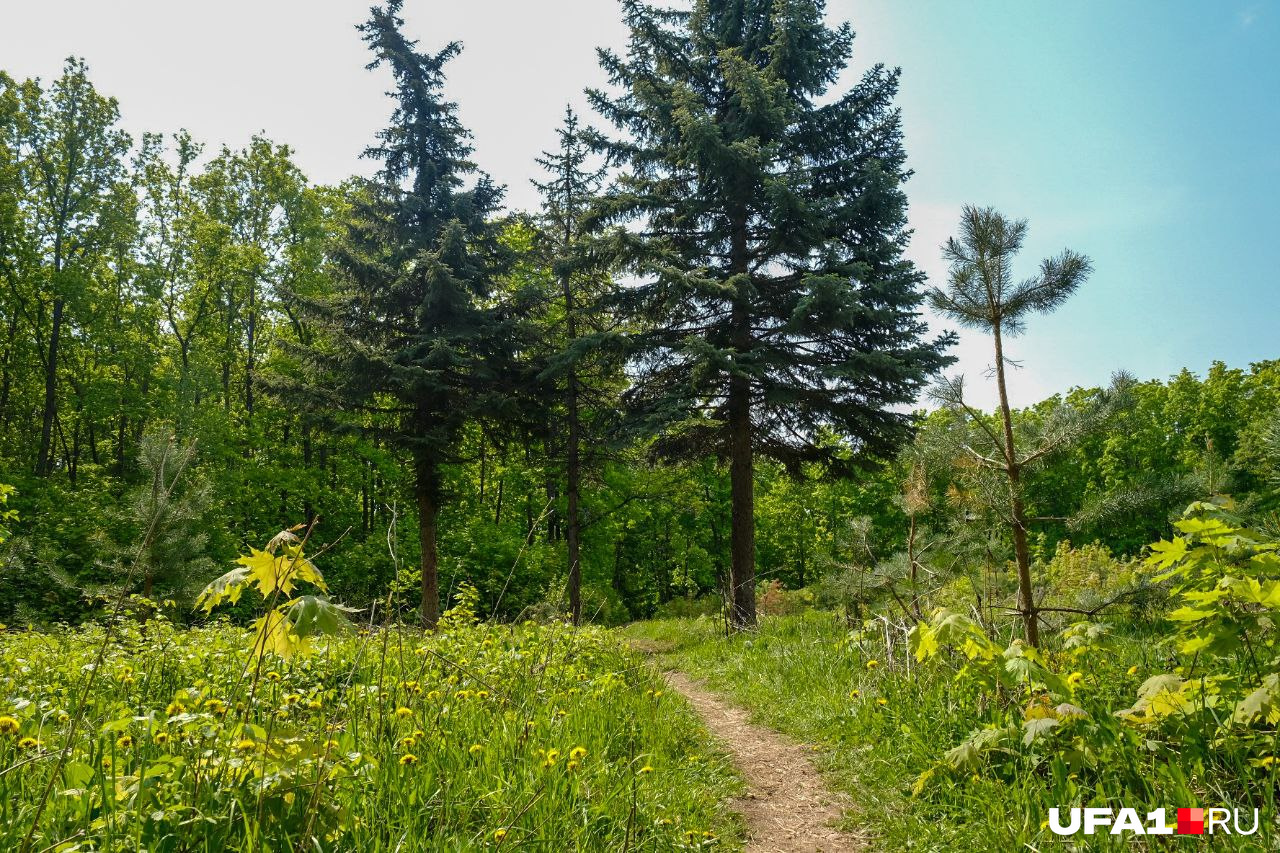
622, 612, 1277, 851
0, 616, 744, 851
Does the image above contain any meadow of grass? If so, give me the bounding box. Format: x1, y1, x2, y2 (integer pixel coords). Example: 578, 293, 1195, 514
624, 612, 1278, 851
0, 612, 743, 851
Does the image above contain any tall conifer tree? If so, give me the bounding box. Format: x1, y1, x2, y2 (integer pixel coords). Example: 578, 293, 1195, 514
533, 108, 608, 625
590, 0, 953, 628
300, 1, 510, 626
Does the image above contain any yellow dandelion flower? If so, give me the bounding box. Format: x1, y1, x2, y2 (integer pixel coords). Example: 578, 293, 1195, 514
427, 690, 442, 701
116, 735, 134, 749
284, 694, 300, 706
638, 764, 653, 776
1127, 665, 1139, 676
307, 699, 323, 711
18, 736, 40, 750
56, 711, 70, 724
400, 736, 417, 748
395, 707, 413, 719
399, 753, 418, 766
101, 756, 112, 769
476, 690, 490, 700
469, 743, 484, 756
154, 732, 170, 745
866, 660, 879, 670
494, 828, 509, 842
567, 759, 580, 771
848, 689, 860, 699
1067, 672, 1084, 686
570, 746, 587, 761
266, 672, 281, 682
0, 715, 19, 736
413, 729, 425, 739
235, 739, 258, 753
454, 690, 471, 701
876, 697, 888, 707
165, 701, 186, 716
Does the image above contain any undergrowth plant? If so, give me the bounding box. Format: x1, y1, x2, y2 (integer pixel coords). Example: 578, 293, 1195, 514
195, 526, 355, 660
0, 483, 15, 546
627, 498, 1280, 851
0, 606, 741, 850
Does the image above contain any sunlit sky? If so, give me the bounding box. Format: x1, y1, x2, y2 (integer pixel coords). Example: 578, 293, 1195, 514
2, 1, 1277, 410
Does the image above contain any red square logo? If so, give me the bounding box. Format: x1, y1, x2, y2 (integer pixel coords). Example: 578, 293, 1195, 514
1177, 808, 1205, 835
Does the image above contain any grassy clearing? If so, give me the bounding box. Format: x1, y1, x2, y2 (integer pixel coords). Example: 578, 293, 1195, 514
0, 615, 743, 851
623, 613, 1277, 852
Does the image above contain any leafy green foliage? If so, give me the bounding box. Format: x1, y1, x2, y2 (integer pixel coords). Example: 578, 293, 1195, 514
0, 483, 14, 546
0, 617, 741, 849
196, 528, 353, 660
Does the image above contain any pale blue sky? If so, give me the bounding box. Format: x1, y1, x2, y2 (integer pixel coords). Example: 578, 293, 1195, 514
2, 1, 1276, 409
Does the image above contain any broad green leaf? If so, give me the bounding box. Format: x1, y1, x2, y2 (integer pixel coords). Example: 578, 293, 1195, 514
194, 567, 249, 613
249, 611, 299, 659
1022, 716, 1060, 745
1234, 675, 1280, 724
1167, 606, 1214, 622
1147, 537, 1188, 571
284, 595, 358, 639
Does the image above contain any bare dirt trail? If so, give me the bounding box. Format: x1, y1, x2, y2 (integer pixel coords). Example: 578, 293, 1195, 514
663, 670, 866, 853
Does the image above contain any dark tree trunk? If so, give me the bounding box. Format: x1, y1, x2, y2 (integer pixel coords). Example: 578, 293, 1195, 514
566, 400, 582, 625
726, 211, 757, 630
563, 265, 583, 626
1, 311, 16, 429
245, 284, 257, 420
36, 296, 64, 477
87, 415, 99, 466
727, 373, 756, 629
493, 475, 504, 526
415, 456, 441, 629
115, 415, 128, 475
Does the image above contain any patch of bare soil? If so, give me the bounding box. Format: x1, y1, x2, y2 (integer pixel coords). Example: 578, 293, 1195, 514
664, 671, 865, 853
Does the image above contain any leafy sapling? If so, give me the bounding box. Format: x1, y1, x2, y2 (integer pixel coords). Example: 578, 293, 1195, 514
196, 526, 356, 659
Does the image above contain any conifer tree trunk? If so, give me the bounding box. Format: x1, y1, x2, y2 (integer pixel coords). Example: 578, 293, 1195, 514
727, 214, 757, 629
415, 456, 441, 629
993, 322, 1038, 647
728, 370, 756, 629
727, 216, 752, 627
564, 270, 583, 626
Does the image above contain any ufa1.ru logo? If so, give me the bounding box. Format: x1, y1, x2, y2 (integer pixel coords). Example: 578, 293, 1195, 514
1048, 807, 1259, 836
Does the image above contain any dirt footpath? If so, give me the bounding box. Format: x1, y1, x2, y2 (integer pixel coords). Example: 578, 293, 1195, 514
664, 670, 865, 853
